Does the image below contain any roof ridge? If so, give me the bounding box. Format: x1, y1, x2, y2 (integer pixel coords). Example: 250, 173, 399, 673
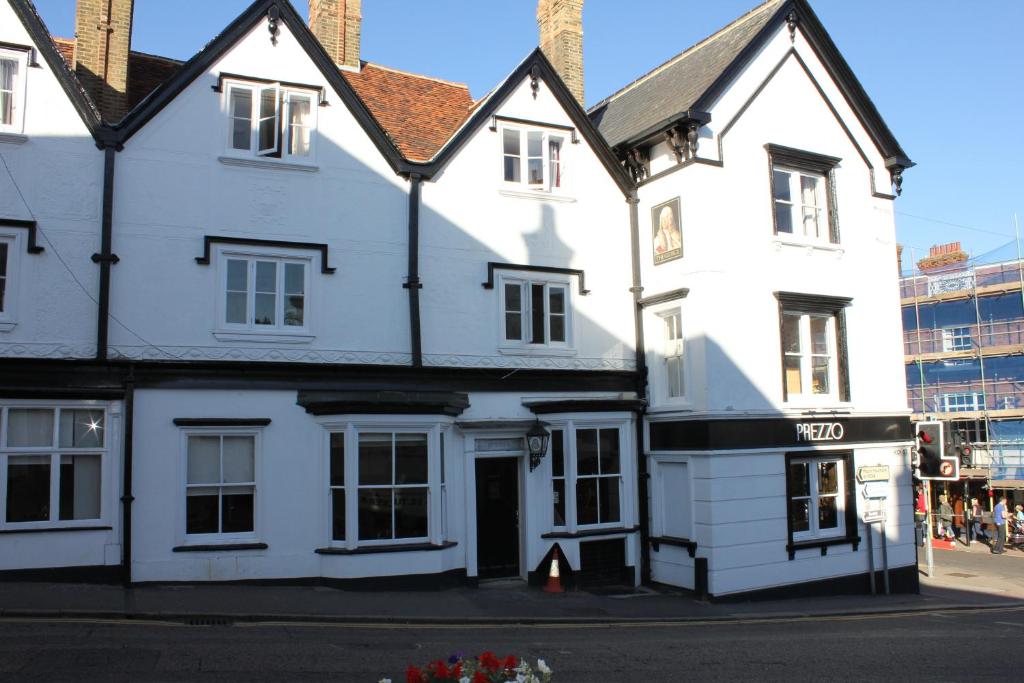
128, 49, 183, 64
589, 0, 785, 112
358, 61, 470, 91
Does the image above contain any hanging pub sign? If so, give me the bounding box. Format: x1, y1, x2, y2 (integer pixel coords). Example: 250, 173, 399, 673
652, 197, 683, 265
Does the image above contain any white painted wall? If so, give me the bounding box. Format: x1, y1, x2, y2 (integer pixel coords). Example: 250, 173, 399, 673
0, 1, 102, 359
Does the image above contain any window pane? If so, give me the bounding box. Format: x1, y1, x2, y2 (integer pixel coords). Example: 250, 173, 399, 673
0, 58, 17, 125
254, 262, 276, 325
221, 488, 254, 533
186, 488, 218, 534
0, 91, 10, 127
7, 409, 54, 447
229, 88, 252, 150
58, 453, 101, 521
284, 295, 304, 327
549, 315, 565, 343
787, 461, 810, 497
503, 156, 521, 183
395, 434, 428, 484
527, 158, 544, 185
527, 131, 543, 157
0, 242, 7, 312
505, 312, 522, 341
802, 206, 820, 238
811, 358, 830, 394
255, 261, 276, 293
782, 314, 801, 354
599, 429, 620, 474
6, 456, 50, 522
504, 283, 522, 340
358, 488, 392, 540
330, 433, 344, 487
775, 203, 793, 234
187, 436, 220, 484
254, 294, 275, 325
222, 436, 254, 483
576, 478, 598, 525
284, 263, 304, 295
549, 138, 562, 188
818, 496, 838, 530
800, 175, 820, 206
576, 429, 598, 475
549, 288, 565, 314
667, 356, 683, 397
549, 289, 566, 343
231, 118, 250, 151
395, 487, 428, 538
599, 477, 621, 524
772, 170, 791, 201
59, 409, 104, 448
226, 292, 247, 324
258, 87, 278, 152
789, 498, 810, 533
331, 489, 345, 541
552, 479, 565, 527
817, 461, 839, 495
227, 259, 247, 291
531, 283, 545, 344
810, 317, 830, 355
502, 128, 520, 155
785, 356, 803, 395
551, 429, 564, 477
288, 95, 311, 156
358, 433, 392, 485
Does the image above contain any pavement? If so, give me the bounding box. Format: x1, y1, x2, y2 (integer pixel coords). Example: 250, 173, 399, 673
1, 546, 1022, 626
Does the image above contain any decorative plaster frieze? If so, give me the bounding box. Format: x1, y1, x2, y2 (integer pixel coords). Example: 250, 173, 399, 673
108, 345, 412, 365
0, 342, 97, 359
422, 353, 635, 371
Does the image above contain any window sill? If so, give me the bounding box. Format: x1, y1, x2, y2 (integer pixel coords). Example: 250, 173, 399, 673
213, 330, 315, 344
0, 524, 111, 535
649, 535, 697, 558
0, 132, 28, 145
541, 525, 639, 539
217, 156, 319, 173
0, 321, 16, 332
783, 400, 853, 412
787, 534, 860, 560
498, 188, 576, 203
172, 542, 268, 552
771, 238, 844, 254
498, 346, 577, 358
315, 541, 457, 555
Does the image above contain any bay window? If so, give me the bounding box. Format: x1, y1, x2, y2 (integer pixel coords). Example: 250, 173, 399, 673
544, 421, 630, 532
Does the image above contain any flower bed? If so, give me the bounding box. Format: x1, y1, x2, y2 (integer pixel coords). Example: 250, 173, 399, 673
380, 652, 553, 683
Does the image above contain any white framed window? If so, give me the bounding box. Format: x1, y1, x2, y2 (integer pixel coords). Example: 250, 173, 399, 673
550, 428, 566, 528
225, 80, 316, 160
215, 246, 312, 339
941, 326, 972, 352
660, 309, 685, 399
942, 392, 983, 413
782, 311, 841, 402
0, 233, 15, 330
501, 126, 565, 191
499, 275, 571, 349
182, 431, 258, 539
0, 405, 107, 528
0, 48, 28, 134
768, 145, 839, 245
787, 455, 847, 541
323, 420, 446, 549
574, 427, 622, 527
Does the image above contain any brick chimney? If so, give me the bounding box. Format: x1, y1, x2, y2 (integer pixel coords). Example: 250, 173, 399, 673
74, 0, 134, 122
917, 241, 969, 273
309, 0, 361, 69
537, 0, 584, 104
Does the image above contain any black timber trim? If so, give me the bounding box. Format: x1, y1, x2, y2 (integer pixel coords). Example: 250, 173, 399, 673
120, 375, 135, 586
706, 564, 918, 602
428, 49, 634, 195
195, 235, 336, 274
0, 564, 121, 584
649, 535, 697, 558
173, 542, 268, 552
638, 288, 689, 308
784, 450, 859, 560
774, 291, 852, 313
404, 174, 423, 366
609, 110, 711, 153
315, 541, 457, 555
0, 358, 639, 394
636, 156, 722, 188
0, 525, 112, 535
483, 262, 590, 295
541, 526, 640, 539
212, 72, 328, 106
113, 0, 407, 175
173, 418, 272, 427
525, 399, 645, 415
0, 218, 45, 254
297, 390, 470, 416
691, 0, 910, 165
7, 0, 104, 139
0, 41, 39, 67
489, 115, 579, 143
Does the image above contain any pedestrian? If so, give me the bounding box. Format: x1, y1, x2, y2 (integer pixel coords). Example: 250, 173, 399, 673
971, 497, 988, 542
915, 488, 927, 546
953, 495, 964, 540
993, 496, 1008, 554
939, 495, 954, 540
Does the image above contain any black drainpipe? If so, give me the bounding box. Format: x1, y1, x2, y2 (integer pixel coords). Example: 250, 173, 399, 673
92, 141, 120, 360
403, 173, 423, 367
120, 366, 135, 586
627, 190, 652, 585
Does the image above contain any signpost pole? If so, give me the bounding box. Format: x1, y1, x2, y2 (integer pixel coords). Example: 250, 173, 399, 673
924, 480, 934, 577
865, 520, 876, 595
881, 520, 890, 595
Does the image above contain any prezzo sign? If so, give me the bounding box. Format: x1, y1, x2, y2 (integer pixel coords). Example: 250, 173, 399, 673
795, 422, 845, 442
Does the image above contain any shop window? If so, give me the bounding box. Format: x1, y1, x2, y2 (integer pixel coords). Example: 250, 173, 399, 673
551, 429, 566, 528
787, 455, 846, 541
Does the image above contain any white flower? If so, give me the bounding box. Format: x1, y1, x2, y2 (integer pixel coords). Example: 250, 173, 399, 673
377, 679, 392, 683
516, 674, 526, 683
536, 659, 551, 675
460, 678, 471, 683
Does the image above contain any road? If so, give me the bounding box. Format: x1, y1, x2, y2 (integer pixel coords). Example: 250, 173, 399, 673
1, 605, 1020, 682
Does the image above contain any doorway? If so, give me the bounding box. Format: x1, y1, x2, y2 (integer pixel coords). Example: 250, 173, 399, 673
475, 457, 520, 579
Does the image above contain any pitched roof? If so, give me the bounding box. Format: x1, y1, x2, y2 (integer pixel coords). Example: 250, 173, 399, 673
342, 63, 474, 163
589, 0, 785, 149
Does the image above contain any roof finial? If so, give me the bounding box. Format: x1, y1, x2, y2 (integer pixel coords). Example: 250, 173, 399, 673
268, 5, 280, 46
786, 10, 798, 43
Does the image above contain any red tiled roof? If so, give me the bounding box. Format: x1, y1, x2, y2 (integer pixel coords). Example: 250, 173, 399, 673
343, 62, 474, 162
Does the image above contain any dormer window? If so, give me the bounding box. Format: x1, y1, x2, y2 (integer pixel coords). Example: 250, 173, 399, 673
502, 126, 564, 191
0, 48, 28, 134
225, 80, 315, 159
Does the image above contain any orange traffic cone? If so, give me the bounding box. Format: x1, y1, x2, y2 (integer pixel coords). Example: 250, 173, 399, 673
543, 546, 564, 593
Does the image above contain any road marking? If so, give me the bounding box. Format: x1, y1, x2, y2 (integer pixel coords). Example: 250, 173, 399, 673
995, 621, 1023, 626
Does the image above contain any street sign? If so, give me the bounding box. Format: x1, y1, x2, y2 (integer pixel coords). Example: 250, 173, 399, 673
861, 481, 889, 499
857, 465, 890, 483
863, 508, 886, 523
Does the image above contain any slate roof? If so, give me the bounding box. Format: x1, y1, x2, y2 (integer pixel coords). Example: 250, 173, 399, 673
588, 0, 785, 149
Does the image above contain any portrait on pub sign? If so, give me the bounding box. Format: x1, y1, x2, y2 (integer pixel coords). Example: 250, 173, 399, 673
652, 197, 683, 265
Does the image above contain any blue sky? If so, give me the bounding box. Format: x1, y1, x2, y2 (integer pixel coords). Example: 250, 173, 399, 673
31, 1, 1024, 273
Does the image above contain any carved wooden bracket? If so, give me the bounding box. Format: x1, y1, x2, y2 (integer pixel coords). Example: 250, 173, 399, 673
665, 126, 686, 163
890, 166, 905, 196
623, 147, 649, 182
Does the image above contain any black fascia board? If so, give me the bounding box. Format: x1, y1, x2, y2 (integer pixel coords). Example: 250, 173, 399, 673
112, 0, 406, 175
691, 0, 911, 167
425, 49, 634, 196
611, 110, 712, 154
8, 0, 104, 140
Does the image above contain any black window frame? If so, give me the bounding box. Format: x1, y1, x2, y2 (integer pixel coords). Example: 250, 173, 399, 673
775, 291, 852, 403
784, 450, 859, 560
767, 144, 841, 245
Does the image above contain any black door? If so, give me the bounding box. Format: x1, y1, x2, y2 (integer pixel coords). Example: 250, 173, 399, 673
475, 457, 520, 579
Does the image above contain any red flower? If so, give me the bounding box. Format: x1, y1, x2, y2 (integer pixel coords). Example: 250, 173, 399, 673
502, 655, 517, 670
479, 652, 500, 671
472, 673, 490, 683
435, 661, 451, 678
406, 665, 423, 683
452, 663, 463, 679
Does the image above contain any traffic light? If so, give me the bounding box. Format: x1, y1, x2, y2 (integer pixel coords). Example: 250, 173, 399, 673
952, 429, 973, 468
915, 421, 959, 480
